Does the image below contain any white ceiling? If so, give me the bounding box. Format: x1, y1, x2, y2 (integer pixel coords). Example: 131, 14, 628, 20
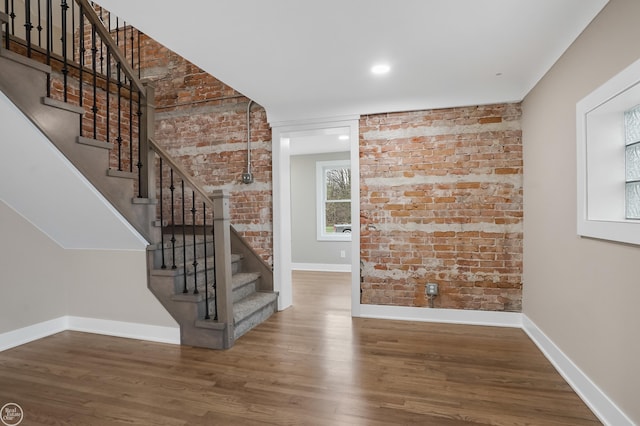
97, 0, 608, 124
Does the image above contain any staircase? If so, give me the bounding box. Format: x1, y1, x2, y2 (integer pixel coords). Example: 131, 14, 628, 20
0, 2, 276, 349
148, 231, 277, 348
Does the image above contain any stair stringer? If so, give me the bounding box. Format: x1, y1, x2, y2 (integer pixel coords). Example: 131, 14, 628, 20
0, 51, 157, 243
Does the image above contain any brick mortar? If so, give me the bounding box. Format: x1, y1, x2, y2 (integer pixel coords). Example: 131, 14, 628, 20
360, 104, 523, 312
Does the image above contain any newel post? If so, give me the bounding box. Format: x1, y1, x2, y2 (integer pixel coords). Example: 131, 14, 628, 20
212, 189, 235, 348
139, 81, 155, 199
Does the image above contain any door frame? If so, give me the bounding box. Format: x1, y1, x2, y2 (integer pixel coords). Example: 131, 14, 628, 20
271, 116, 361, 316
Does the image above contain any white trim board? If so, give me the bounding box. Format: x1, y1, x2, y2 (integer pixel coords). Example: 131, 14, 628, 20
67, 317, 180, 345
0, 316, 180, 352
292, 263, 352, 272
522, 315, 634, 426
0, 317, 68, 352
358, 304, 522, 328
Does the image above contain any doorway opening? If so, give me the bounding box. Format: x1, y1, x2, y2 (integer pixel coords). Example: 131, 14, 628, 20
272, 117, 360, 316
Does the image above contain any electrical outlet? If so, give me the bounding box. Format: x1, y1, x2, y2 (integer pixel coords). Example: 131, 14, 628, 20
426, 283, 439, 296
340, 250, 346, 258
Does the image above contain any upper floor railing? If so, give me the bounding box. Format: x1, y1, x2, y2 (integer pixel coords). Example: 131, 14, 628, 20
3, 0, 148, 193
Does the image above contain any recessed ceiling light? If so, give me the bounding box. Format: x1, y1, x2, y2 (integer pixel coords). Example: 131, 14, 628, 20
371, 63, 390, 75
338, 135, 349, 141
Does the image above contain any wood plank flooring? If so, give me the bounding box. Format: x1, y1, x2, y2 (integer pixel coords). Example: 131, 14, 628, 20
0, 271, 600, 425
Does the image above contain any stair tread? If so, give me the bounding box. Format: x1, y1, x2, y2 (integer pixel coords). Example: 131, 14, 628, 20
233, 292, 277, 324
232, 271, 261, 289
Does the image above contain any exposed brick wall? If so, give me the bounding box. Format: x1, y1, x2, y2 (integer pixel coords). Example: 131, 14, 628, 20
359, 104, 523, 311
138, 34, 273, 264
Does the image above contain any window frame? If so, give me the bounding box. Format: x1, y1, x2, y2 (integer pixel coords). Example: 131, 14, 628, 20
316, 160, 352, 242
577, 57, 640, 245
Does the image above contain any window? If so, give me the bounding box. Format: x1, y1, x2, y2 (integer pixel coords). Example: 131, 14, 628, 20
316, 160, 351, 241
625, 104, 640, 219
577, 56, 640, 245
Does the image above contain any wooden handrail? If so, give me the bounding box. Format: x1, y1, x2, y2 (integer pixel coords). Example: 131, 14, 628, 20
75, 0, 146, 99
148, 137, 215, 209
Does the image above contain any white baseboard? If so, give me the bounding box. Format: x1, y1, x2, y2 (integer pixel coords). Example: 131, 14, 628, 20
358, 304, 522, 328
0, 316, 180, 352
522, 315, 633, 426
292, 262, 351, 272
67, 316, 180, 345
0, 317, 68, 352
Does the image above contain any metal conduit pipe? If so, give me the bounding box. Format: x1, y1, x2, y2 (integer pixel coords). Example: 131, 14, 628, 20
242, 99, 255, 184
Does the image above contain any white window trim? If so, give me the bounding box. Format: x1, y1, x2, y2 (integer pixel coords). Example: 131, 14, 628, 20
316, 160, 352, 242
577, 56, 640, 246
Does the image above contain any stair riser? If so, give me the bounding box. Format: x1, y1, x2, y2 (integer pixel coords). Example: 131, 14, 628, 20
234, 299, 277, 339
181, 325, 226, 350
153, 246, 242, 275
233, 280, 257, 303
171, 269, 215, 295
170, 275, 256, 303
154, 240, 212, 266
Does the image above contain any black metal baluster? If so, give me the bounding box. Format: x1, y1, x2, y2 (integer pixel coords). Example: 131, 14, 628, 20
91, 22, 98, 139
4, 0, 9, 49
203, 202, 210, 319
45, 0, 50, 96
9, 0, 14, 36
106, 45, 110, 146
181, 180, 187, 294
136, 91, 142, 197
137, 28, 140, 79
116, 61, 122, 170
191, 192, 199, 295
115, 16, 122, 169
159, 158, 166, 269
124, 22, 132, 173
129, 22, 133, 69
128, 80, 133, 173
122, 19, 126, 58
122, 20, 128, 167
170, 169, 176, 269
24, 0, 32, 57
78, 4, 83, 134
36, 0, 42, 47
211, 219, 217, 320
70, 0, 74, 61
98, 6, 103, 74
60, 0, 68, 102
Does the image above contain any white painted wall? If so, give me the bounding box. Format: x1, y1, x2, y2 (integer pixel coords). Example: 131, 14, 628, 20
0, 201, 178, 339
522, 0, 640, 423
0, 201, 68, 333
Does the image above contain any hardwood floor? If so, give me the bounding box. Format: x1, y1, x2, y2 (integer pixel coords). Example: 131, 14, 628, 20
0, 271, 600, 425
